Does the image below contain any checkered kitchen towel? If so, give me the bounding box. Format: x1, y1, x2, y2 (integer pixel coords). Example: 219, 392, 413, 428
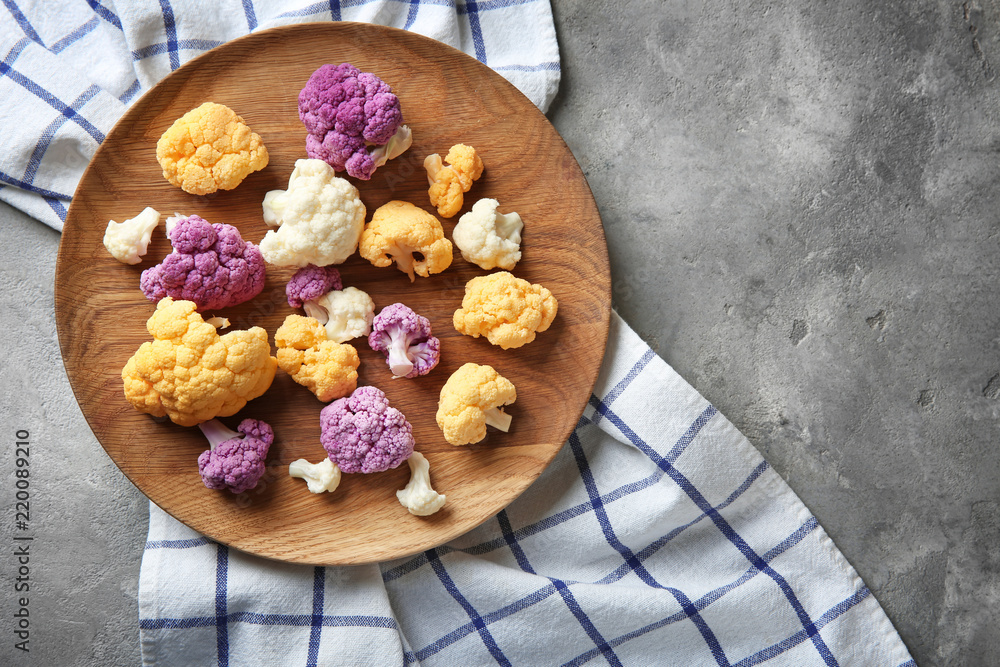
139, 315, 916, 667
5, 1, 915, 665
0, 0, 559, 230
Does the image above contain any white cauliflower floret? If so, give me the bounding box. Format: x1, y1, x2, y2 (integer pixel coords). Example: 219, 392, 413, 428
289, 458, 342, 493
259, 159, 366, 267
103, 207, 160, 264
452, 198, 523, 270
303, 286, 375, 343
396, 452, 446, 516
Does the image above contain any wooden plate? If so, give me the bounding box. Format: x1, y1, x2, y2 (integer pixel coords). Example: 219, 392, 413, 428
55, 23, 610, 565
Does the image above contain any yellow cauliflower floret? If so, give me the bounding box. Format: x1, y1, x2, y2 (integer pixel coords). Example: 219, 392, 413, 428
453, 271, 558, 349
424, 144, 484, 218
359, 200, 453, 281
121, 298, 277, 426
274, 315, 359, 402
156, 102, 269, 195
436, 363, 517, 445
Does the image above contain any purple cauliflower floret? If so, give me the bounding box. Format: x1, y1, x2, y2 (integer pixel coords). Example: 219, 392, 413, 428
286, 264, 343, 309
196, 419, 274, 494
140, 215, 265, 311
320, 386, 414, 474
368, 303, 441, 379
298, 63, 406, 180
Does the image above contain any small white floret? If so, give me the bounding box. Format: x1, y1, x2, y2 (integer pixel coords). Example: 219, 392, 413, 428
303, 286, 375, 343
103, 207, 160, 264
289, 458, 342, 494
259, 159, 366, 267
452, 198, 523, 270
396, 452, 446, 516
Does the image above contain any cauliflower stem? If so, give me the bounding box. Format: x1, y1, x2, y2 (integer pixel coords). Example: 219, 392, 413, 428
484, 407, 512, 433
396, 452, 446, 516
387, 335, 414, 378
370, 125, 412, 169
385, 243, 417, 280
289, 458, 342, 494
198, 419, 243, 449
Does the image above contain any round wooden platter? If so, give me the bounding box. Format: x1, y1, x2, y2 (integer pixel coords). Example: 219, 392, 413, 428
55, 23, 610, 565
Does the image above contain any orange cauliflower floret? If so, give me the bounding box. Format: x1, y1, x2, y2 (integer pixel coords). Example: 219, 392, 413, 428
436, 363, 517, 445
274, 314, 359, 402
156, 102, 269, 195
424, 144, 483, 218
121, 298, 277, 426
453, 271, 558, 349
359, 200, 453, 281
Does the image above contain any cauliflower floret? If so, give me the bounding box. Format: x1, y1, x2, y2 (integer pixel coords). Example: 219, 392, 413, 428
139, 214, 266, 311
289, 458, 342, 493
396, 452, 446, 516
274, 314, 359, 402
424, 144, 484, 218
452, 198, 523, 270
259, 159, 366, 267
310, 287, 375, 343
197, 419, 274, 494
286, 264, 342, 309
367, 303, 440, 379
103, 207, 160, 264
121, 298, 278, 426
321, 386, 414, 473
453, 271, 558, 349
359, 200, 453, 281
436, 363, 517, 445
156, 102, 268, 195
298, 63, 411, 180
285, 265, 373, 342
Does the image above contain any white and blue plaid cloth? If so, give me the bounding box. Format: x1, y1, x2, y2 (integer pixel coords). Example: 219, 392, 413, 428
5, 2, 916, 665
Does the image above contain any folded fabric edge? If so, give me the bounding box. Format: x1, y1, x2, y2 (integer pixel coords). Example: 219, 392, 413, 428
608, 311, 915, 663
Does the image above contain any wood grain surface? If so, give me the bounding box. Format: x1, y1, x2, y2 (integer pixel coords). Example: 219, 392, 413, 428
55, 23, 610, 565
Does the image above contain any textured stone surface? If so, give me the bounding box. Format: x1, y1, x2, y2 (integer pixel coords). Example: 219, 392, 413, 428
0, 210, 147, 666
548, 1, 1000, 664
3, 1, 999, 664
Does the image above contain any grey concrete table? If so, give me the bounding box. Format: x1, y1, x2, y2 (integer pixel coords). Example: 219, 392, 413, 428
2, 1, 997, 664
